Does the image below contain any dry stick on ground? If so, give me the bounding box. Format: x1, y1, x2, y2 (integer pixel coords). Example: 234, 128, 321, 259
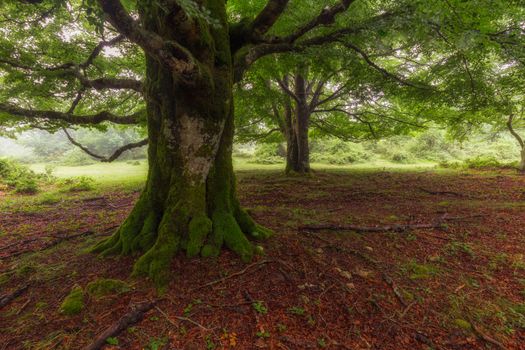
0, 225, 118, 260
154, 305, 211, 331
382, 273, 408, 307
83, 300, 157, 350
471, 323, 507, 350
417, 187, 482, 199
0, 284, 29, 309
299, 222, 446, 232
191, 260, 271, 291
298, 214, 484, 233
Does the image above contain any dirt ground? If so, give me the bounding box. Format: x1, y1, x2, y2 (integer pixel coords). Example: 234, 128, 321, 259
1, 169, 524, 349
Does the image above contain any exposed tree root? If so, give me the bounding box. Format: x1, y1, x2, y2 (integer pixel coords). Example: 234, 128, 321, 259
83, 300, 157, 350
0, 284, 29, 309
92, 200, 272, 288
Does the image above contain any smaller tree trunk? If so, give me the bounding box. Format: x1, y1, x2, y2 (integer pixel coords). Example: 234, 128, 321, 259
285, 73, 310, 174
519, 147, 525, 174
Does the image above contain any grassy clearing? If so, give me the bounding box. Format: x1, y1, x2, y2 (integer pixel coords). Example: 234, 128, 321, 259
29, 158, 439, 182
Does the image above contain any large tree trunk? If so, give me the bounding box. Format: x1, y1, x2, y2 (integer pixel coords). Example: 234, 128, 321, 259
92, 1, 271, 287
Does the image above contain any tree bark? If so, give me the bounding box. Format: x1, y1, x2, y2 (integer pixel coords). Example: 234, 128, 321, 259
285, 73, 310, 174
92, 1, 271, 287
519, 147, 525, 174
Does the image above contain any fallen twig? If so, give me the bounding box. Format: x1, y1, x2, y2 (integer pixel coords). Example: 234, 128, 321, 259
299, 222, 445, 233
417, 187, 481, 199
83, 300, 157, 350
0, 284, 29, 309
154, 305, 211, 331
471, 323, 506, 350
382, 273, 407, 307
299, 214, 483, 233
16, 297, 32, 315
0, 225, 118, 261
191, 260, 270, 291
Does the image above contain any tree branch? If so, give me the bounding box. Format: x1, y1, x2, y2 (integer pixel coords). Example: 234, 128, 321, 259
507, 114, 524, 148
63, 127, 147, 162
0, 102, 144, 125
248, 0, 290, 38
341, 42, 428, 89
97, 0, 198, 82
281, 0, 355, 44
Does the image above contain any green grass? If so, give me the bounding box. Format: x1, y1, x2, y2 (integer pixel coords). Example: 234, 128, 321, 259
30, 161, 147, 186
28, 158, 439, 187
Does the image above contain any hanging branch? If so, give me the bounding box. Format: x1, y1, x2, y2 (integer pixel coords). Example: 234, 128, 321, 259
62, 127, 148, 162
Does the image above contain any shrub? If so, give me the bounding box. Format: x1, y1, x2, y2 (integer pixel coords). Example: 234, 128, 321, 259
14, 178, 38, 194
251, 143, 284, 164
59, 176, 96, 192
310, 138, 372, 164
464, 156, 517, 170
390, 151, 413, 163
38, 193, 61, 205
0, 158, 42, 194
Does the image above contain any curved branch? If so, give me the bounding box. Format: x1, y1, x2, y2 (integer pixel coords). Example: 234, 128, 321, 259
281, 0, 355, 44
63, 127, 148, 162
249, 0, 290, 38
342, 42, 428, 89
507, 114, 524, 148
97, 0, 198, 81
0, 102, 144, 125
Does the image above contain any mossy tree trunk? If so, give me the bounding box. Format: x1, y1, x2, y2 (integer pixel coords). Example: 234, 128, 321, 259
92, 0, 271, 287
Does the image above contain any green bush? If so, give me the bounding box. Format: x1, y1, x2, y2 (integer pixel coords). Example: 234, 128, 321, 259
59, 176, 96, 192
310, 138, 372, 164
14, 178, 38, 194
251, 143, 284, 164
464, 156, 517, 169
0, 158, 42, 194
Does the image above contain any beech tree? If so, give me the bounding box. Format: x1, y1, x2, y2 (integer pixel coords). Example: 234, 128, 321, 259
236, 50, 430, 174
0, 0, 368, 286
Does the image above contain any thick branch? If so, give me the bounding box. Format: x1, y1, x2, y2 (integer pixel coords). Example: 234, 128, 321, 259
282, 0, 355, 43
72, 71, 143, 93
248, 0, 290, 38
97, 0, 198, 81
0, 102, 144, 125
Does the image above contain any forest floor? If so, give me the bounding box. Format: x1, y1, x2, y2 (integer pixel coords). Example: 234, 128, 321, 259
1, 168, 524, 350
